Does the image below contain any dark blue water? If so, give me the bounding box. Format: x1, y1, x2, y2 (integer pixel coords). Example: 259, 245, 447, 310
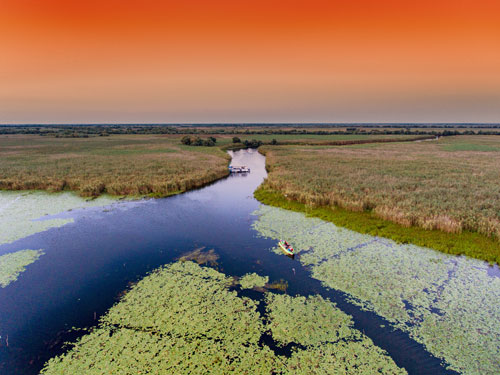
0, 149, 456, 375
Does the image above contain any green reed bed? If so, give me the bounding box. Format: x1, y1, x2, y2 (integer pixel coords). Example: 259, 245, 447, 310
253, 205, 500, 374
257, 135, 500, 263
255, 187, 500, 264
41, 261, 405, 374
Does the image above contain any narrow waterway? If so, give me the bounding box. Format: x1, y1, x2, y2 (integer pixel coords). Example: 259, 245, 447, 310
0, 149, 494, 374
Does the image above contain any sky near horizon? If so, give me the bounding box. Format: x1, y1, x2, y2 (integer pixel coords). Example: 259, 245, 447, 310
1, 0, 499, 124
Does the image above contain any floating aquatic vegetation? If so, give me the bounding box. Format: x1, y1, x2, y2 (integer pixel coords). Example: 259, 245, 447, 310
42, 327, 284, 374
102, 261, 262, 346
265, 294, 354, 347
0, 191, 117, 246
253, 205, 500, 374
41, 261, 405, 374
177, 247, 219, 266
239, 272, 269, 289
0, 249, 43, 287
284, 338, 407, 375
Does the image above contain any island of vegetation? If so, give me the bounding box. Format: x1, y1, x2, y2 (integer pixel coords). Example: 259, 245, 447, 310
40, 260, 406, 374
0, 249, 44, 288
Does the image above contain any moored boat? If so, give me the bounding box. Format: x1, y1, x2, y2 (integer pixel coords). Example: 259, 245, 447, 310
279, 240, 294, 258
229, 165, 250, 173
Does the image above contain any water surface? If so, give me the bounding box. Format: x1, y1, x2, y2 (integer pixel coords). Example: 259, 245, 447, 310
1, 149, 496, 374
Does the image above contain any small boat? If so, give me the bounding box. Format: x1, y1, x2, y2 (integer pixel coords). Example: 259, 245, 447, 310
279, 240, 294, 258
229, 165, 250, 173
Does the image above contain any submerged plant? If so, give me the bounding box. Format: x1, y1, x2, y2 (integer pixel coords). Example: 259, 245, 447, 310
0, 249, 43, 287
177, 247, 219, 266
265, 279, 289, 292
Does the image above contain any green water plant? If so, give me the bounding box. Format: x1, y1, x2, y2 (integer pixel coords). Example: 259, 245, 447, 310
41, 261, 405, 374
239, 272, 269, 289
0, 249, 43, 287
0, 191, 117, 246
102, 261, 263, 345
254, 187, 500, 265
253, 205, 500, 374
284, 339, 407, 375
265, 294, 353, 347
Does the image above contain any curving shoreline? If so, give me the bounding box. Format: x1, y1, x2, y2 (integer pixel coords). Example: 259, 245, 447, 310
253, 186, 500, 265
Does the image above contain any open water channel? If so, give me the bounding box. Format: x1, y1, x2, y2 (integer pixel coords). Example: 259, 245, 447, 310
0, 149, 498, 374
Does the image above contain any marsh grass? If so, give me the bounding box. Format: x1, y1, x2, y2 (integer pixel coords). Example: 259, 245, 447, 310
0, 133, 435, 199
0, 135, 230, 197
255, 187, 500, 264
258, 136, 500, 259
215, 133, 430, 147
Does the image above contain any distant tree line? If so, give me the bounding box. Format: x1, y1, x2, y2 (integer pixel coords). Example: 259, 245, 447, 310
1, 124, 500, 137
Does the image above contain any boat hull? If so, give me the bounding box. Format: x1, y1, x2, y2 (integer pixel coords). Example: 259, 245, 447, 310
279, 242, 295, 258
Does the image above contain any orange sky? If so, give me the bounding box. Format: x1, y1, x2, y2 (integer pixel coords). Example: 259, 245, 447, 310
1, 0, 499, 123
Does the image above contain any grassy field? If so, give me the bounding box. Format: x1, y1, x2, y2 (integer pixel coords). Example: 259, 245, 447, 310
0, 134, 230, 197
257, 136, 500, 262
0, 132, 436, 198
215, 133, 426, 146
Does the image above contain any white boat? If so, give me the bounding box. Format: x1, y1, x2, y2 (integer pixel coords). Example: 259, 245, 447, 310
229, 165, 250, 173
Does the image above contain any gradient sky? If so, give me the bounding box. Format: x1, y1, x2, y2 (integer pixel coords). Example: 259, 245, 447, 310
1, 0, 499, 123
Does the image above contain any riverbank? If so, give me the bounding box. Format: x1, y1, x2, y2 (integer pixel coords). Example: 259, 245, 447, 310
0, 133, 434, 199
255, 135, 500, 264
0, 135, 230, 198
254, 187, 500, 265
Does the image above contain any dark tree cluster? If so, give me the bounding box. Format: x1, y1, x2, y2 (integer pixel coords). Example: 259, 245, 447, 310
243, 139, 263, 148
181, 136, 217, 146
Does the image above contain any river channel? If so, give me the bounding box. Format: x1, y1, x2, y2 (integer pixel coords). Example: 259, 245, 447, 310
0, 149, 498, 374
